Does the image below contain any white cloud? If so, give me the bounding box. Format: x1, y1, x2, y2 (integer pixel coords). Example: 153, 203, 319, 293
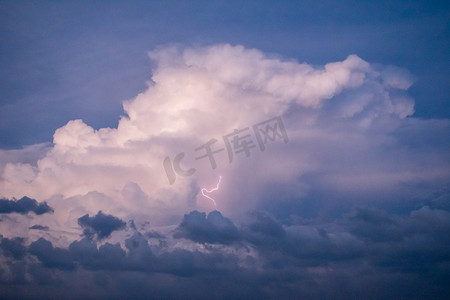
0, 44, 448, 242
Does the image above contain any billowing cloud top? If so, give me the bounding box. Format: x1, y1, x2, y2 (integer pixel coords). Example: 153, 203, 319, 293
0, 44, 449, 299
0, 45, 419, 212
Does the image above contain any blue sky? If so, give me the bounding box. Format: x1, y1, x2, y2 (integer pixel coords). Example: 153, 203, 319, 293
0, 1, 449, 299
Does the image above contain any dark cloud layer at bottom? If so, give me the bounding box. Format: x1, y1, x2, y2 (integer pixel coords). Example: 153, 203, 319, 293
1, 202, 449, 300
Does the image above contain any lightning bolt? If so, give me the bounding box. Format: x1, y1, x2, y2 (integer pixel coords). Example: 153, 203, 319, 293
201, 176, 222, 207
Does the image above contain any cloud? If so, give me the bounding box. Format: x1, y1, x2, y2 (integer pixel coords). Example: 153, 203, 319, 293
174, 210, 240, 245
28, 238, 75, 270
0, 237, 26, 260
69, 237, 127, 271
343, 207, 403, 242
0, 143, 50, 175
0, 196, 53, 215
145, 230, 165, 239
0, 44, 449, 299
0, 44, 425, 211
77, 211, 126, 240
0, 204, 449, 299
241, 211, 286, 248
29, 225, 49, 231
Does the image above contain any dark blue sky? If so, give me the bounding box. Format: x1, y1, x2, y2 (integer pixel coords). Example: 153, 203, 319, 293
0, 0, 448, 148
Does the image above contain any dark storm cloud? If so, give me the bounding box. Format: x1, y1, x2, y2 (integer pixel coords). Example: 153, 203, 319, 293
157, 248, 240, 277
0, 196, 53, 215
342, 206, 450, 248
70, 233, 239, 277
70, 238, 127, 271
28, 238, 75, 270
0, 237, 26, 260
356, 206, 450, 273
242, 211, 286, 247
240, 211, 365, 267
0, 204, 449, 299
344, 207, 404, 242
77, 211, 126, 240
174, 210, 240, 245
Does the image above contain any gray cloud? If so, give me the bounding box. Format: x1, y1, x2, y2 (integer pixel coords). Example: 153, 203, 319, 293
145, 230, 165, 239
0, 196, 53, 215
0, 237, 26, 260
344, 207, 404, 242
28, 238, 75, 270
174, 210, 240, 245
70, 238, 127, 271
0, 203, 448, 299
77, 211, 126, 240
29, 225, 49, 231
243, 211, 286, 245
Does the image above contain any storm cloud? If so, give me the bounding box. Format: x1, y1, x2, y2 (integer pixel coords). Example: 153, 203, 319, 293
174, 210, 240, 245
0, 43, 448, 299
0, 204, 448, 299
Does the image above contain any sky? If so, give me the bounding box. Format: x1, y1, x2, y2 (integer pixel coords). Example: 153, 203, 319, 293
0, 1, 449, 299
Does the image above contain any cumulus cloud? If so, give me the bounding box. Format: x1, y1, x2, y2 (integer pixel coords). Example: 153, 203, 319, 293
0, 143, 50, 175
0, 196, 53, 215
0, 44, 449, 299
78, 211, 126, 240
0, 44, 425, 213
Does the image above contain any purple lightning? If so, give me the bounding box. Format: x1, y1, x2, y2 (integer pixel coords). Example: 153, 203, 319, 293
201, 176, 222, 207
